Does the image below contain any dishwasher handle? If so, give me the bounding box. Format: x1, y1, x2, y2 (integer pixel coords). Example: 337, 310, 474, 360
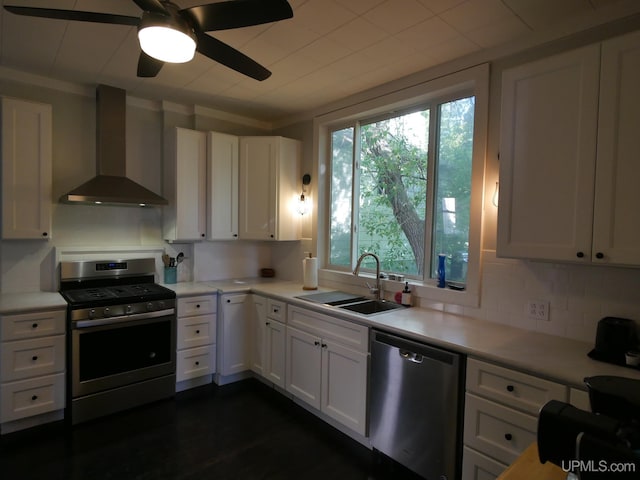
399, 349, 423, 363
373, 330, 460, 367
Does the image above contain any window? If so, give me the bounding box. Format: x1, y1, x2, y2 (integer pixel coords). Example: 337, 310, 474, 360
328, 94, 475, 284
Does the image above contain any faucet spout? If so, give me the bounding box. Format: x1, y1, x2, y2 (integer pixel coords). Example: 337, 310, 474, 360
353, 252, 381, 300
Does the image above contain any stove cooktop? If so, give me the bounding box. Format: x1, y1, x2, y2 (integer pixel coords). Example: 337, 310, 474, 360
61, 283, 175, 307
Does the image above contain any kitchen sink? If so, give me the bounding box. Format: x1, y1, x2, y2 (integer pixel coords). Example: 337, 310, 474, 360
338, 299, 403, 315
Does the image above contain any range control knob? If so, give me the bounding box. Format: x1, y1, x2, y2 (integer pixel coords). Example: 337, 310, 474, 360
89, 309, 96, 320
103, 307, 110, 317
146, 302, 154, 311
126, 305, 133, 314
158, 301, 165, 310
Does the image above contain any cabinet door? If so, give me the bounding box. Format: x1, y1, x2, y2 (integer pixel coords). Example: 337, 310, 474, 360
592, 31, 640, 265
285, 325, 321, 409
219, 294, 250, 376
462, 446, 506, 480
1, 98, 52, 240
250, 295, 267, 376
164, 127, 207, 241
207, 132, 239, 240
321, 339, 368, 436
239, 137, 276, 240
497, 45, 600, 262
265, 319, 286, 389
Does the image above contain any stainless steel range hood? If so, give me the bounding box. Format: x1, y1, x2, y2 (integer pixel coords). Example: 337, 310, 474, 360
60, 85, 168, 207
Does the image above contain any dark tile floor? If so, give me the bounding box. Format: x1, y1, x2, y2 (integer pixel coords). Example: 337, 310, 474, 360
0, 379, 423, 480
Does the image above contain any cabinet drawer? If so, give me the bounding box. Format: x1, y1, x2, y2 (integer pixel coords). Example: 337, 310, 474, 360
176, 345, 215, 382
1, 310, 65, 341
462, 446, 507, 480
178, 295, 216, 316
464, 393, 537, 465
466, 358, 567, 415
1, 335, 65, 381
177, 314, 215, 349
0, 372, 65, 422
288, 306, 369, 353
267, 298, 286, 323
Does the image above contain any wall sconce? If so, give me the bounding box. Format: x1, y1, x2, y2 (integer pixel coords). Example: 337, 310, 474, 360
298, 173, 311, 215
492, 181, 499, 207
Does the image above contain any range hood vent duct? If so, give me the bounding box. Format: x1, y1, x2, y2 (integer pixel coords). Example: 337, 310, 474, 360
60, 85, 168, 206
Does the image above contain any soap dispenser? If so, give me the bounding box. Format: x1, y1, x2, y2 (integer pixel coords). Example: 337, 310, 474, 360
401, 282, 412, 307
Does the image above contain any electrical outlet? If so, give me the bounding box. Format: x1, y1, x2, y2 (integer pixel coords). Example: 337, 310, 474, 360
526, 300, 549, 321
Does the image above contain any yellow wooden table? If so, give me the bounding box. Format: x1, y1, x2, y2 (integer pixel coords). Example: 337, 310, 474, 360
498, 443, 567, 480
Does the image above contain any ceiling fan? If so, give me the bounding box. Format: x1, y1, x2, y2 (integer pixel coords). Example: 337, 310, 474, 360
3, 0, 293, 80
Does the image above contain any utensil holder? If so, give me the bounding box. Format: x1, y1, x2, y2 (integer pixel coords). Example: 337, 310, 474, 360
164, 266, 177, 284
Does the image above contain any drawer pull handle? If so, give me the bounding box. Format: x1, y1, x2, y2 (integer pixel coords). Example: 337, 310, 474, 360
32, 323, 39, 329
31, 395, 38, 401
31, 355, 38, 361
506, 385, 515, 392
504, 433, 513, 441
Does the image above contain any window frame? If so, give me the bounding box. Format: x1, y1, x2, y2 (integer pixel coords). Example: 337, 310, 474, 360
314, 64, 488, 308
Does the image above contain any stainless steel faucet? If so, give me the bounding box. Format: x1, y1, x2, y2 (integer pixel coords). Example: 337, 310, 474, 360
353, 252, 381, 300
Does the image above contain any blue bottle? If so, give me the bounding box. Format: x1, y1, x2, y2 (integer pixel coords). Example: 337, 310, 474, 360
437, 254, 446, 288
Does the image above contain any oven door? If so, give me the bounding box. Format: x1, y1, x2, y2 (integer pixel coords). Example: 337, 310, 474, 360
71, 310, 176, 398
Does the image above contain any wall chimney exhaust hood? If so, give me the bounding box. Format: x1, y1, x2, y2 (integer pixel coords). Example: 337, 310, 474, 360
60, 85, 168, 207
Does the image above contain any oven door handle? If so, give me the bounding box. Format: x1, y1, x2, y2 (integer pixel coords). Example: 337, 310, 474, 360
74, 308, 175, 329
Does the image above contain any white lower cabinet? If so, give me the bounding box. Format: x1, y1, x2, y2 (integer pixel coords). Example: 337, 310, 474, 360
251, 296, 286, 389
285, 305, 369, 436
461, 358, 568, 480
0, 309, 66, 432
218, 293, 252, 382
176, 294, 217, 392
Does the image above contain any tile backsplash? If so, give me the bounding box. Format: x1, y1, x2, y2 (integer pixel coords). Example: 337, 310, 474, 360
460, 250, 640, 344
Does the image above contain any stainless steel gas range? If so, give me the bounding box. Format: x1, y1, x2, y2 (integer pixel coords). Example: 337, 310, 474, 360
59, 258, 176, 425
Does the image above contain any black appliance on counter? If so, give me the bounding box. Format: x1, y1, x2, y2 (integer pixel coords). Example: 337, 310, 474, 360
538, 375, 640, 479
59, 258, 176, 425
588, 317, 638, 368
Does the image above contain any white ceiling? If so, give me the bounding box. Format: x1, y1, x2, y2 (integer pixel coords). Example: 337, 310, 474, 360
1, 0, 640, 124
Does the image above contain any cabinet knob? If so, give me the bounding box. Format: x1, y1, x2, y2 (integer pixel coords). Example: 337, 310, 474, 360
32, 323, 38, 329
226, 299, 231, 303
506, 384, 515, 392
314, 341, 320, 346
42, 232, 48, 237
321, 343, 327, 349
595, 252, 604, 259
504, 433, 513, 441
32, 355, 38, 361
266, 321, 270, 326
233, 234, 238, 238
270, 234, 274, 238
576, 251, 584, 258
31, 395, 38, 401
196, 304, 201, 308
195, 330, 200, 334
201, 233, 205, 238
195, 361, 200, 366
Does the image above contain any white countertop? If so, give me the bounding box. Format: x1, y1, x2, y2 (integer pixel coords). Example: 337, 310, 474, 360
5, 280, 639, 389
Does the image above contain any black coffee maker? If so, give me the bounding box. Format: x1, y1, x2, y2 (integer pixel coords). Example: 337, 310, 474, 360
538, 376, 640, 479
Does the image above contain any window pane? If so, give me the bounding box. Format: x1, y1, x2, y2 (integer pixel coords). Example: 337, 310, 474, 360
432, 96, 475, 283
330, 127, 354, 267
358, 110, 429, 275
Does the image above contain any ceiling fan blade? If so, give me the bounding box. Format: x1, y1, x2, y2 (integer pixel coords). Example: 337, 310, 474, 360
183, 0, 293, 32
137, 51, 164, 78
3, 6, 139, 26
196, 32, 271, 81
131, 0, 168, 15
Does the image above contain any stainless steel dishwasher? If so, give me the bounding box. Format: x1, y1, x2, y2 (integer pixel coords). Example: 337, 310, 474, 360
369, 330, 464, 480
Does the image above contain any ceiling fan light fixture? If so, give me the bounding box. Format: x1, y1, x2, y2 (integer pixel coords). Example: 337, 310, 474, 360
138, 13, 196, 64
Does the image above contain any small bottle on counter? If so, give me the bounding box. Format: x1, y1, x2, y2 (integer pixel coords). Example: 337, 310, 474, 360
437, 253, 446, 288
401, 282, 412, 307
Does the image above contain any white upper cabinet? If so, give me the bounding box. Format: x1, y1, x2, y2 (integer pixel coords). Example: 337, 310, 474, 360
592, 31, 640, 265
207, 132, 239, 240
498, 32, 640, 266
239, 136, 301, 241
164, 127, 207, 241
1, 97, 52, 240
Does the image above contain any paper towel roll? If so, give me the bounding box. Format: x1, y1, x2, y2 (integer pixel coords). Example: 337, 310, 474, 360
303, 257, 318, 290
